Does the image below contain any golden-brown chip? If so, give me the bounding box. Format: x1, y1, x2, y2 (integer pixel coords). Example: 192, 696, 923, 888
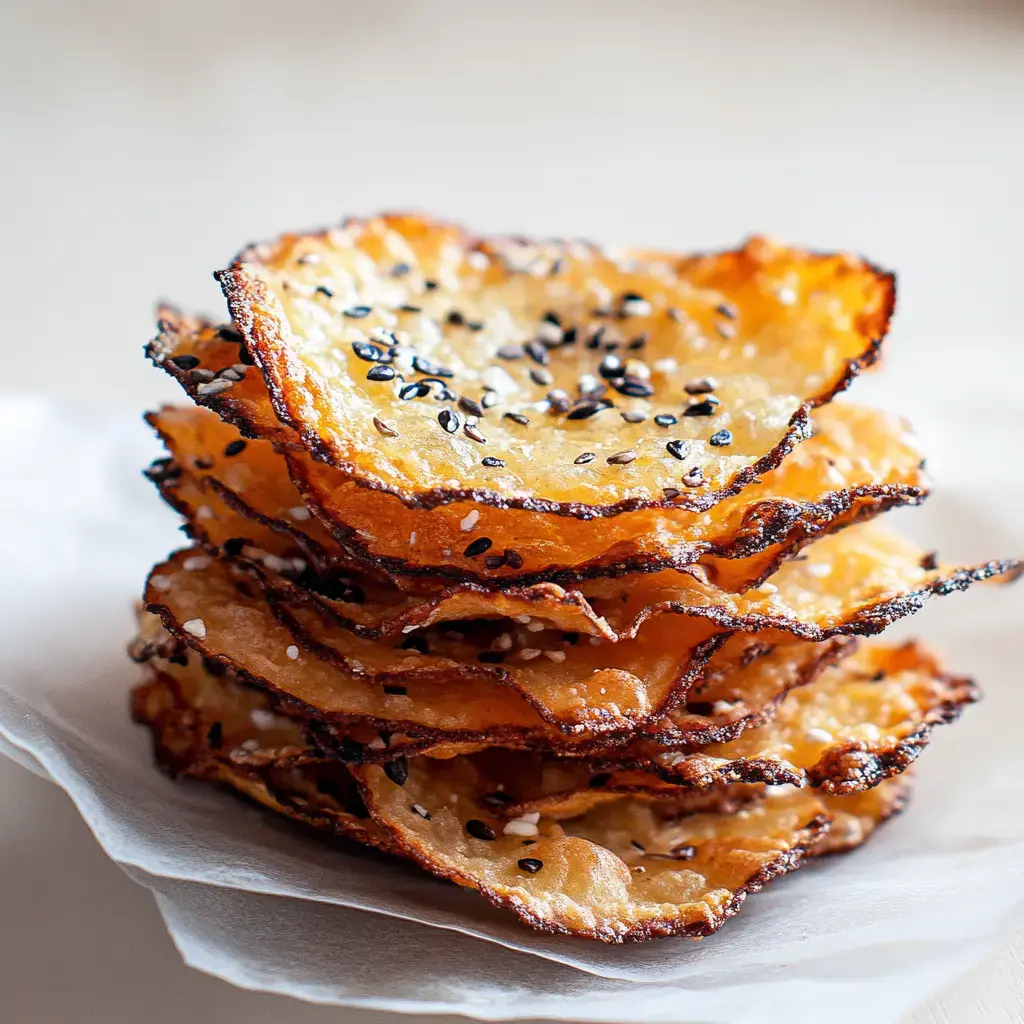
214, 214, 894, 521
147, 397, 926, 587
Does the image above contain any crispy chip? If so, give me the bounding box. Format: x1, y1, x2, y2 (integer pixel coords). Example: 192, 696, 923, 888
131, 654, 912, 941
213, 215, 893, 520
147, 398, 926, 587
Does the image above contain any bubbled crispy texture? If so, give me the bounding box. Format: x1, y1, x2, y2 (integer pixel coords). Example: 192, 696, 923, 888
215, 214, 895, 515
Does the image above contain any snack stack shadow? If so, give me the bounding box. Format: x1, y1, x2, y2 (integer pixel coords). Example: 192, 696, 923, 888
130, 214, 1019, 943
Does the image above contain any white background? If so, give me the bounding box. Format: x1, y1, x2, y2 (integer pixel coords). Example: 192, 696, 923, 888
1, 1, 1021, 1020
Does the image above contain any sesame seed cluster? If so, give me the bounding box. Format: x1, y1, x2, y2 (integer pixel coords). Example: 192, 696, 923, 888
128, 213, 1018, 942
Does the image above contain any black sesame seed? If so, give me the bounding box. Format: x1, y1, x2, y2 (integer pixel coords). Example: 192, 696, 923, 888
574, 452, 596, 465
446, 310, 466, 326
497, 343, 524, 360
716, 302, 738, 320
224, 439, 247, 457
621, 410, 647, 424
478, 651, 504, 663
466, 819, 496, 841
366, 364, 396, 382
190, 368, 216, 383
344, 305, 372, 319
223, 537, 247, 557
383, 684, 407, 696
315, 285, 334, 298
577, 375, 606, 398
920, 551, 939, 571
482, 790, 517, 807
400, 635, 428, 654
483, 553, 507, 570
399, 381, 430, 400
464, 537, 493, 558
662, 487, 681, 500
670, 843, 697, 860
613, 378, 654, 398
169, 354, 200, 371
607, 450, 637, 466
459, 396, 485, 418
424, 279, 438, 291
481, 456, 506, 468
373, 416, 399, 437
399, 304, 422, 313
384, 757, 409, 786
504, 549, 524, 570
666, 440, 691, 461
684, 378, 717, 395
206, 721, 223, 748
547, 389, 571, 414
438, 409, 461, 433
599, 354, 624, 380
586, 327, 605, 350
654, 414, 678, 427
715, 322, 736, 339
709, 429, 733, 447
352, 341, 385, 362
566, 401, 609, 421
168, 651, 188, 667
630, 839, 646, 852
684, 398, 720, 417
464, 423, 487, 443
628, 334, 648, 351
524, 341, 549, 366
504, 412, 530, 426
413, 355, 454, 378
542, 311, 561, 326
517, 857, 543, 874
530, 367, 554, 387
217, 326, 244, 344
683, 466, 705, 487
481, 390, 499, 409
561, 327, 578, 346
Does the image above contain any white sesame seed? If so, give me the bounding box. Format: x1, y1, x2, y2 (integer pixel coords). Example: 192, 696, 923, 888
262, 554, 293, 574
409, 531, 417, 544
712, 700, 735, 715
286, 645, 299, 660
250, 708, 277, 729
516, 615, 532, 624
150, 575, 172, 592
503, 819, 539, 837
460, 509, 480, 532
494, 632, 514, 651
621, 297, 652, 317
519, 648, 542, 660
756, 582, 778, 595
289, 506, 311, 521
521, 811, 540, 823
183, 555, 211, 572
806, 728, 834, 744
196, 505, 214, 520
182, 618, 206, 639
536, 321, 563, 345
543, 650, 566, 662
238, 739, 260, 753
526, 620, 545, 632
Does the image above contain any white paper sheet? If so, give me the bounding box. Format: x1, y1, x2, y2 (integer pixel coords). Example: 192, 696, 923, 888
1, 395, 1021, 1021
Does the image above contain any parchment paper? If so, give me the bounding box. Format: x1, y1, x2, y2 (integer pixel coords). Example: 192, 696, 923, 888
1, 395, 1021, 1021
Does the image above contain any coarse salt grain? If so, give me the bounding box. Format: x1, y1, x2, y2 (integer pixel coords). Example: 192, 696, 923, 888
150, 575, 172, 592
183, 555, 211, 572
182, 618, 206, 639
503, 818, 539, 837
286, 645, 299, 660
250, 708, 277, 730
289, 506, 311, 521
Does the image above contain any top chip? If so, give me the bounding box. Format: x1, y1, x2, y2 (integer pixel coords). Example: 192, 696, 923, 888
216, 213, 894, 516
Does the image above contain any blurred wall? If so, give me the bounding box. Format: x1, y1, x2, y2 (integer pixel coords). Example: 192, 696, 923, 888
1, 0, 1021, 413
